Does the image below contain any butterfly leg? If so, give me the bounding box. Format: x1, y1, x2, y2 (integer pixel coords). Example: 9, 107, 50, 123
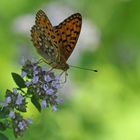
47, 67, 55, 73
59, 71, 68, 84
39, 59, 55, 72
63, 71, 68, 83
37, 58, 44, 64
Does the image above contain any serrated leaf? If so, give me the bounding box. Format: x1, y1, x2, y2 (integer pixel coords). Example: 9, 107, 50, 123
11, 73, 26, 88
31, 95, 41, 112
0, 133, 9, 140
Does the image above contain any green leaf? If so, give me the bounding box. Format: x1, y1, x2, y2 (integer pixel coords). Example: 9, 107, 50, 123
11, 72, 26, 88
0, 133, 9, 140
31, 95, 41, 112
0, 108, 9, 119
0, 122, 7, 131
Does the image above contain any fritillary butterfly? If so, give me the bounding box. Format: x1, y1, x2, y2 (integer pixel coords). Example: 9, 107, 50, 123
31, 10, 82, 71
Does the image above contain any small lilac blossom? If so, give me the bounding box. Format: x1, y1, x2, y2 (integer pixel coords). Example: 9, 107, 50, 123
33, 68, 39, 75
33, 65, 37, 71
32, 76, 39, 84
15, 94, 24, 105
41, 100, 47, 109
25, 81, 31, 86
45, 88, 54, 95
43, 84, 48, 92
13, 88, 17, 94
5, 96, 12, 103
44, 75, 52, 82
0, 101, 8, 108
27, 118, 32, 124
9, 111, 15, 119
55, 98, 63, 104
21, 71, 27, 77
55, 75, 61, 80
52, 105, 57, 112
51, 81, 61, 89
18, 121, 26, 130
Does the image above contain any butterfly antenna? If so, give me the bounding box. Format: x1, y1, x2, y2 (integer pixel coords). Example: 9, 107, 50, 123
70, 65, 98, 72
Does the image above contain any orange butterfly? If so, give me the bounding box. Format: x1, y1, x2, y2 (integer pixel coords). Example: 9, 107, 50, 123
31, 10, 82, 71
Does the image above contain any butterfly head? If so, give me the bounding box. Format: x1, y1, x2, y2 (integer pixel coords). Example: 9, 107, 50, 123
56, 62, 69, 71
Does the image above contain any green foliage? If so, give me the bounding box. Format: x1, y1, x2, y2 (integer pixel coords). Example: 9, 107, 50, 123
11, 73, 26, 88
31, 95, 41, 112
0, 133, 8, 140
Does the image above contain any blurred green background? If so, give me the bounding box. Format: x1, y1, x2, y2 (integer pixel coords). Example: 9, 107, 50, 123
1, 0, 140, 140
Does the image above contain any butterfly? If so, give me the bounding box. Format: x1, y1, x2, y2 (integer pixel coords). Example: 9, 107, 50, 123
31, 10, 82, 71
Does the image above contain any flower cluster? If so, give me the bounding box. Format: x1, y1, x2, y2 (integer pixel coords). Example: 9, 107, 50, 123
0, 59, 64, 138
2, 89, 26, 112
0, 89, 31, 138
11, 112, 32, 137
22, 60, 63, 111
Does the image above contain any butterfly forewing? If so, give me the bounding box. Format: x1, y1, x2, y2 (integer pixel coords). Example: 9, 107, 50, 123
54, 13, 82, 61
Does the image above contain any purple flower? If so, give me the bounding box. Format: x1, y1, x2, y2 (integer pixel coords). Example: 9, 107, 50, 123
55, 98, 63, 104
15, 94, 24, 105
44, 75, 52, 82
51, 81, 61, 89
18, 121, 27, 130
33, 65, 38, 71
27, 118, 32, 124
55, 75, 61, 80
41, 100, 47, 109
32, 76, 39, 84
33, 68, 39, 76
13, 88, 17, 94
9, 111, 15, 119
0, 101, 6, 107
21, 71, 27, 77
25, 81, 31, 86
43, 84, 48, 91
6, 96, 12, 103
52, 105, 57, 112
45, 88, 54, 95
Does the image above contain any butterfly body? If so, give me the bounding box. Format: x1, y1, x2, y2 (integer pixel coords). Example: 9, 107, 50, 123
31, 10, 82, 71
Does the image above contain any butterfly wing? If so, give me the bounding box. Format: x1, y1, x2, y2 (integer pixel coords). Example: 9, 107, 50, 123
31, 10, 60, 63
54, 13, 82, 61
